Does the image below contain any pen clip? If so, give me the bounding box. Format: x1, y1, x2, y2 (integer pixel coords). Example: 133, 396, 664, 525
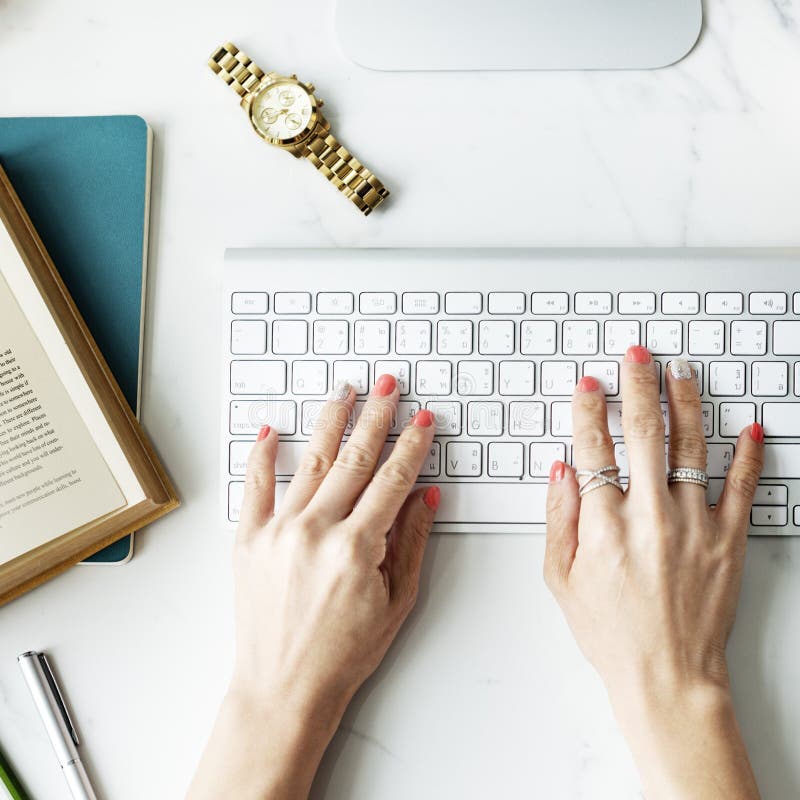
38, 653, 80, 747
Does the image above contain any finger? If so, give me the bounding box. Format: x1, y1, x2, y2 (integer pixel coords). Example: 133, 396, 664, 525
666, 358, 708, 504
237, 425, 278, 536
279, 381, 355, 517
306, 374, 400, 521
544, 461, 580, 596
571, 375, 619, 509
621, 345, 667, 497
714, 423, 765, 542
383, 485, 439, 608
349, 409, 436, 536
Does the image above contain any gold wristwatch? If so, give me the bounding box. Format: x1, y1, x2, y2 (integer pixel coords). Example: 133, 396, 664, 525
208, 42, 390, 216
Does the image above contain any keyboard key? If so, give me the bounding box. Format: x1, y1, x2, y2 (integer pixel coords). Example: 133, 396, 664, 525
730, 321, 767, 356
416, 361, 452, 395
666, 359, 703, 394
762, 444, 800, 478
354, 319, 390, 354
562, 320, 599, 355
662, 292, 699, 314
446, 441, 482, 476
274, 292, 311, 314
719, 402, 755, 437
749, 292, 787, 314
316, 292, 354, 314
688, 320, 724, 355
434, 482, 549, 524
646, 320, 682, 354
230, 360, 286, 395
604, 320, 640, 355
752, 362, 788, 396
231, 320, 267, 355
575, 292, 612, 314
795, 293, 800, 314
773, 321, 800, 355
228, 482, 245, 522
617, 292, 656, 314
437, 320, 474, 355
705, 292, 743, 314
582, 361, 619, 395
445, 292, 482, 314
333, 360, 369, 394
707, 443, 734, 477
396, 320, 432, 354
344, 401, 367, 434
402, 292, 439, 314
457, 361, 493, 395
762, 403, 800, 437
488, 442, 524, 477
531, 292, 568, 314
478, 320, 515, 354
389, 401, 422, 435
709, 362, 746, 396
292, 360, 328, 395
796, 363, 800, 397
541, 361, 577, 395
230, 400, 296, 435
313, 319, 349, 354
427, 401, 463, 435
521, 320, 557, 355
509, 402, 545, 437
701, 402, 714, 436
229, 440, 254, 475
467, 402, 503, 436
272, 320, 308, 354
550, 402, 572, 437
499, 361, 535, 395
374, 360, 411, 394
301, 400, 325, 434
751, 506, 787, 526
529, 442, 566, 477
420, 443, 441, 477
360, 292, 397, 314
753, 485, 788, 505
232, 292, 268, 314
489, 292, 525, 314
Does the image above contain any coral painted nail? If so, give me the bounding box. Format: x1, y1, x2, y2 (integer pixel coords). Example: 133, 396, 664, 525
625, 345, 651, 364
577, 376, 600, 393
257, 425, 271, 441
413, 409, 434, 427
423, 486, 441, 510
750, 421, 765, 443
549, 461, 566, 483
373, 373, 397, 397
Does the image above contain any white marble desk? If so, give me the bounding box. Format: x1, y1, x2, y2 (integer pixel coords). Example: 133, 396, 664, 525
1, 1, 799, 798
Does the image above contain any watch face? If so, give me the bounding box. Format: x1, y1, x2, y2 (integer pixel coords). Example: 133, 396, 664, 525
251, 81, 314, 142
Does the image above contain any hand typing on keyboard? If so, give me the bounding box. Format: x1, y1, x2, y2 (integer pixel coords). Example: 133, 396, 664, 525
545, 345, 764, 800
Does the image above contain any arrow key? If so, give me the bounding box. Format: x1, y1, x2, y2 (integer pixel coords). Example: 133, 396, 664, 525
752, 485, 788, 506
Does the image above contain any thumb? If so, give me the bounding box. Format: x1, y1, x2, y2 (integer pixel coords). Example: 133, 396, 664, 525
544, 461, 580, 597
238, 426, 279, 537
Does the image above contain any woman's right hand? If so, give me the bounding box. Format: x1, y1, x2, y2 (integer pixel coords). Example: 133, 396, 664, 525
545, 346, 764, 800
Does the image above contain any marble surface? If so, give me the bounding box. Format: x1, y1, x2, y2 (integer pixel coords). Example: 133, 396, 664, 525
1, 1, 799, 798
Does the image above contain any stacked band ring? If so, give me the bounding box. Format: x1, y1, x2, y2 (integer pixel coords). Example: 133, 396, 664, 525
667, 467, 709, 489
576, 465, 624, 498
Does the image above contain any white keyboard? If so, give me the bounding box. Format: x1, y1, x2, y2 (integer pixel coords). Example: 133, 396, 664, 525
222, 249, 800, 535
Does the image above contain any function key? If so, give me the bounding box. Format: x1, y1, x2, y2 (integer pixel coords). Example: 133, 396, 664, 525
617, 292, 656, 314
661, 292, 700, 314
531, 292, 569, 315
274, 292, 311, 314
574, 292, 612, 315
317, 292, 354, 314
402, 292, 440, 314
445, 292, 482, 314
705, 292, 743, 315
749, 292, 787, 314
488, 292, 525, 314
360, 292, 397, 314
231, 292, 268, 314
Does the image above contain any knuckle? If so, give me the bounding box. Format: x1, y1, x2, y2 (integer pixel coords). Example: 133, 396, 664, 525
335, 441, 376, 477
576, 426, 614, 455
377, 456, 417, 491
726, 464, 761, 498
295, 449, 334, 479
244, 466, 274, 493
624, 409, 665, 441
669, 430, 707, 460
628, 365, 660, 391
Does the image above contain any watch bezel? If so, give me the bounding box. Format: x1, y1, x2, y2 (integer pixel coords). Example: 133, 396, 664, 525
246, 77, 320, 147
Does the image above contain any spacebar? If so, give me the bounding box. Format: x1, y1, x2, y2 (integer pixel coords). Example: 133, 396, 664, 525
432, 482, 549, 524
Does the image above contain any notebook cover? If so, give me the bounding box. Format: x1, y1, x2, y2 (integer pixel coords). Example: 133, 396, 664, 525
0, 115, 152, 563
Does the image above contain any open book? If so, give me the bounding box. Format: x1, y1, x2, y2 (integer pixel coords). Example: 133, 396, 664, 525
0, 164, 178, 604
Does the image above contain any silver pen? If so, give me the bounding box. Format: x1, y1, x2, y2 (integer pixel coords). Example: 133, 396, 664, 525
17, 651, 99, 800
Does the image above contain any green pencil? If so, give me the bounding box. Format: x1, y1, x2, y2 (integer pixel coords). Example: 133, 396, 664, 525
0, 743, 31, 800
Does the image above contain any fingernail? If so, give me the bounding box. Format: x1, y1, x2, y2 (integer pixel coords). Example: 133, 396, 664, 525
670, 358, 693, 380
412, 409, 434, 427
625, 345, 651, 364
577, 375, 600, 393
256, 425, 271, 441
750, 421, 764, 443
373, 373, 397, 397
330, 380, 352, 401
423, 485, 441, 510
549, 461, 566, 483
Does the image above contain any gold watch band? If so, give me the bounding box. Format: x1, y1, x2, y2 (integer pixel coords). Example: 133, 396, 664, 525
304, 132, 390, 216
208, 42, 266, 97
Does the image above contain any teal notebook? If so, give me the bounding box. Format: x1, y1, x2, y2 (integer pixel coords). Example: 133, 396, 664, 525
0, 116, 152, 563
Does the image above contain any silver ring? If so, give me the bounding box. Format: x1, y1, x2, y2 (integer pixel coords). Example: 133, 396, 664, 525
576, 465, 624, 498
667, 466, 709, 489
